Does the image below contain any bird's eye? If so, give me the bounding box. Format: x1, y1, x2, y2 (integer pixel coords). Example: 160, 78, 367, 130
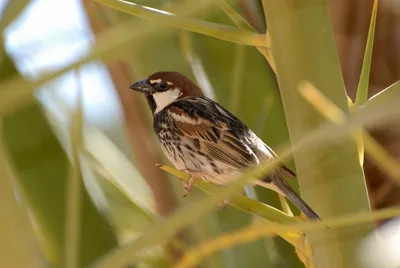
159, 82, 168, 90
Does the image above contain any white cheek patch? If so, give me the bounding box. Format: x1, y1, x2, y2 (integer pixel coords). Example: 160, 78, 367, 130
149, 79, 162, 84
153, 89, 182, 113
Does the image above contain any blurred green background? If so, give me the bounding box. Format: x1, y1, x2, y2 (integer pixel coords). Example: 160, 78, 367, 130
0, 0, 399, 268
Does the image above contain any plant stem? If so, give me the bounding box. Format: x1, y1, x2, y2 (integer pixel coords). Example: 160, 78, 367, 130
261, 0, 373, 267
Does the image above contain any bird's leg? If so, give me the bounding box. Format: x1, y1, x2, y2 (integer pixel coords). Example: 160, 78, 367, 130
181, 175, 197, 197
179, 169, 206, 197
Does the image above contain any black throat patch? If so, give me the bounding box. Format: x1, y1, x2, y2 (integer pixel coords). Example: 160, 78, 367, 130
145, 94, 156, 114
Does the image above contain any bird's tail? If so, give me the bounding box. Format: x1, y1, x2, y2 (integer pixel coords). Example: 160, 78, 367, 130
255, 175, 321, 221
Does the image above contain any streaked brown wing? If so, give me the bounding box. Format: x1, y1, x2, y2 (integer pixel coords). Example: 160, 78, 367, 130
168, 106, 258, 170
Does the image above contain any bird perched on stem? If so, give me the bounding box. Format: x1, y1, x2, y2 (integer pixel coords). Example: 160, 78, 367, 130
129, 71, 321, 220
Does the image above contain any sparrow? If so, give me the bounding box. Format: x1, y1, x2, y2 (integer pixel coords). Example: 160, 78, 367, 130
129, 71, 321, 220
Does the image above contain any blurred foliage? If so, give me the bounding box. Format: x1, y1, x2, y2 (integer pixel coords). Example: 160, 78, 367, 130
0, 41, 117, 267
0, 45, 44, 268
0, 0, 399, 268
2, 97, 118, 267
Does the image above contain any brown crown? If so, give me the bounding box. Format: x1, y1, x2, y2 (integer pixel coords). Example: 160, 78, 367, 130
148, 71, 204, 98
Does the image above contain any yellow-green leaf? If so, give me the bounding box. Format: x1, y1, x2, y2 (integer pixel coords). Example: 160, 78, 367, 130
355, 0, 379, 105
94, 0, 266, 47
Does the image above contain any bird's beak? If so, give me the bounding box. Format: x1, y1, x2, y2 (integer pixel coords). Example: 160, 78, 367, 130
129, 79, 154, 94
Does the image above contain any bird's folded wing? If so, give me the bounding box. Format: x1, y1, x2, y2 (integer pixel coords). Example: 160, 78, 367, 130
168, 104, 258, 170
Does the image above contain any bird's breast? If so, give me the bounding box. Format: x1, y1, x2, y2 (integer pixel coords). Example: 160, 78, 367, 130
152, 110, 252, 186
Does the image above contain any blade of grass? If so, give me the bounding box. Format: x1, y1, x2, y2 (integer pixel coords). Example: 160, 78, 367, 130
158, 165, 295, 224
64, 73, 84, 268
217, 0, 256, 31
278, 195, 293, 217
355, 0, 379, 106
94, 0, 266, 47
90, 91, 400, 268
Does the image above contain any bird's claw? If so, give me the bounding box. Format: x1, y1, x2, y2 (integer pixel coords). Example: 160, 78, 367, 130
180, 174, 196, 198
181, 182, 191, 197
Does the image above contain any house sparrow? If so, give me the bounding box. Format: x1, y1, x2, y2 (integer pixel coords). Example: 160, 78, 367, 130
129, 71, 320, 220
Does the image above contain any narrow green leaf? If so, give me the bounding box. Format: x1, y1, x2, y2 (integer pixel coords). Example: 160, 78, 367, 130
94, 0, 266, 47
158, 165, 295, 224
64, 75, 84, 268
217, 0, 256, 31
355, 0, 379, 105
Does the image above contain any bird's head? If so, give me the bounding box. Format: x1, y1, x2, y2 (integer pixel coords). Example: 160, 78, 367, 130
129, 71, 204, 114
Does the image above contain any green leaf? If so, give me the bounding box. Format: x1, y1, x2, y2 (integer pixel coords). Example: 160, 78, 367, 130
261, 0, 373, 267
355, 0, 379, 105
158, 165, 295, 224
63, 84, 84, 268
217, 0, 256, 31
94, 0, 265, 47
